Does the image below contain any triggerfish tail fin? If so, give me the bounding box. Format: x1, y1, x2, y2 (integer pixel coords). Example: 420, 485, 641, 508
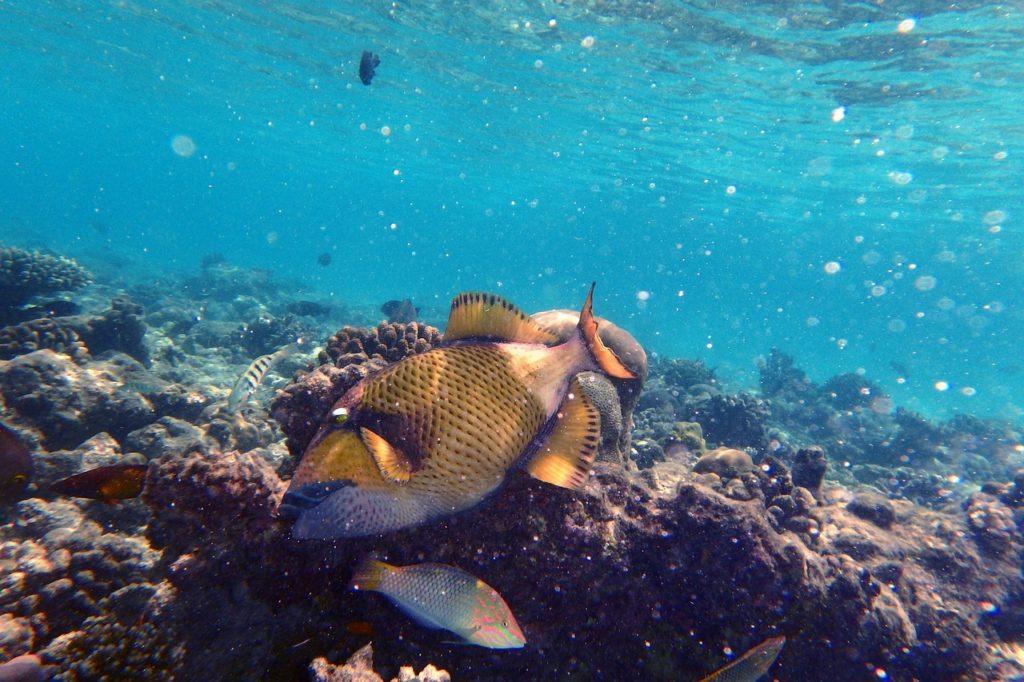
444, 292, 559, 344
527, 376, 601, 489
578, 283, 635, 379
350, 558, 392, 592
698, 635, 786, 682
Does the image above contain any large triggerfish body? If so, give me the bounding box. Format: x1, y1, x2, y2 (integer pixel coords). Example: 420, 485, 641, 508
282, 284, 636, 539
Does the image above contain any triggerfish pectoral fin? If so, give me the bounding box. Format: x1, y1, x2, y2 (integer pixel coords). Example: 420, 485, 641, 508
283, 429, 435, 539
527, 376, 601, 489
578, 282, 635, 380
359, 427, 414, 483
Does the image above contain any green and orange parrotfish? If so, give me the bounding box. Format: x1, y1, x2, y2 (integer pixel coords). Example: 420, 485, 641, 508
698, 635, 786, 682
50, 463, 148, 504
350, 559, 525, 649
282, 283, 636, 539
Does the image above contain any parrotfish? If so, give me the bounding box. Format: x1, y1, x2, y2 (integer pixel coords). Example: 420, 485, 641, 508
50, 463, 148, 504
228, 343, 298, 412
0, 423, 32, 505
283, 284, 635, 539
698, 635, 786, 682
350, 559, 525, 649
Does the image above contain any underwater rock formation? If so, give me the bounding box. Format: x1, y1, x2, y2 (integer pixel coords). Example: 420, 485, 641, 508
309, 643, 450, 682
0, 246, 91, 316
66, 295, 149, 366
0, 350, 155, 450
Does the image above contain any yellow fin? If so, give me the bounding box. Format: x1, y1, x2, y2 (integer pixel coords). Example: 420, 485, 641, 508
350, 558, 392, 592
444, 292, 559, 344
578, 283, 636, 379
291, 429, 385, 489
360, 427, 413, 483
527, 377, 601, 489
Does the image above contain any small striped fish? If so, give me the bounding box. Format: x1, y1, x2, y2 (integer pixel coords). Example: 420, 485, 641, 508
228, 343, 297, 412
350, 559, 525, 649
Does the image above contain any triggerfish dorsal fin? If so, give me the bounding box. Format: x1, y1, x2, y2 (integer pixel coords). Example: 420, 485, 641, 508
443, 292, 559, 345
578, 283, 635, 379
527, 376, 601, 489
359, 427, 414, 483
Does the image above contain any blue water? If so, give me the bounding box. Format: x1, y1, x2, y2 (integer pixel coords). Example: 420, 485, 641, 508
2, 1, 1023, 422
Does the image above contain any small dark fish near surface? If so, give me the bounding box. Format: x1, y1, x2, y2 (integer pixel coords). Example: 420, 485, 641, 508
698, 635, 785, 682
359, 50, 380, 85
351, 559, 526, 649
0, 423, 32, 505
51, 464, 148, 504
317, 252, 332, 267
380, 298, 418, 323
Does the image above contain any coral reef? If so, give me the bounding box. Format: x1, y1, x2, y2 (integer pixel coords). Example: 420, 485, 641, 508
0, 318, 88, 362
66, 295, 149, 366
309, 644, 450, 682
0, 350, 155, 450
0, 246, 91, 317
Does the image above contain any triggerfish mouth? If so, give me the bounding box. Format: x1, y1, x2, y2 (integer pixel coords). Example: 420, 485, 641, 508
282, 283, 635, 539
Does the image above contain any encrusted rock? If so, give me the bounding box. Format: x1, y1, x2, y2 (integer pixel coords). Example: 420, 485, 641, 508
847, 491, 896, 528
309, 643, 451, 682
792, 445, 828, 495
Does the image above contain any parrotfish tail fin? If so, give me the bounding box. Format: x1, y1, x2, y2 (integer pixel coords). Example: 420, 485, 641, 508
578, 282, 635, 379
698, 635, 786, 682
349, 558, 391, 592
527, 376, 601, 489
444, 292, 559, 344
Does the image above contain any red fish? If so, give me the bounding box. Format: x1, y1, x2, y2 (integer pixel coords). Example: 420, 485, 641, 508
0, 423, 32, 504
50, 463, 148, 504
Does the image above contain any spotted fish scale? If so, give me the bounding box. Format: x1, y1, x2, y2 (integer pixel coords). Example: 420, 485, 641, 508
359, 344, 546, 507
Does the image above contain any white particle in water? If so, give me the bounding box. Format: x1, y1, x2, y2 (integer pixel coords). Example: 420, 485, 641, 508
914, 275, 937, 291
170, 134, 196, 157
824, 261, 841, 274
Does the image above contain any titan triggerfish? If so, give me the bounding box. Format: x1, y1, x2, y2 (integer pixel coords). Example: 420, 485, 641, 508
282, 283, 636, 539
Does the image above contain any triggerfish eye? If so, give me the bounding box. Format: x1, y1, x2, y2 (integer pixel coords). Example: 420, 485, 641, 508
332, 407, 349, 425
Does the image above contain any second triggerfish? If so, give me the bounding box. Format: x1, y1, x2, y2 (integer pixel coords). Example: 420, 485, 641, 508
282, 284, 636, 538
350, 559, 526, 649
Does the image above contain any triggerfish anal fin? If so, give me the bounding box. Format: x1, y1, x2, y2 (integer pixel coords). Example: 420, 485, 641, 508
578, 282, 635, 380
443, 292, 559, 345
698, 635, 786, 682
527, 376, 601, 489
359, 426, 414, 483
